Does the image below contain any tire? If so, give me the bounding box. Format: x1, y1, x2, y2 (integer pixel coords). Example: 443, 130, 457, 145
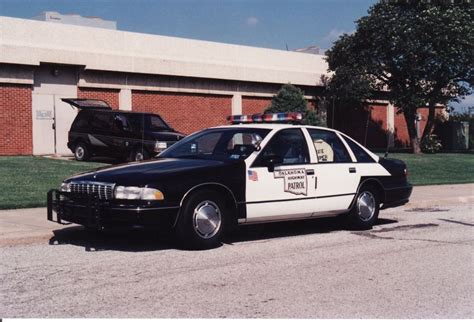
130, 148, 149, 162
74, 142, 90, 161
175, 189, 226, 250
347, 185, 380, 230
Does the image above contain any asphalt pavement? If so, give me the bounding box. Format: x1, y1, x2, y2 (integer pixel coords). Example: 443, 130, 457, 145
0, 183, 473, 318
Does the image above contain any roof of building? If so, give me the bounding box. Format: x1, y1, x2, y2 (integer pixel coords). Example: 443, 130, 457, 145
0, 16, 328, 86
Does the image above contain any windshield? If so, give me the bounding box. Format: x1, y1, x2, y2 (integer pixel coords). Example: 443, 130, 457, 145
159, 128, 270, 161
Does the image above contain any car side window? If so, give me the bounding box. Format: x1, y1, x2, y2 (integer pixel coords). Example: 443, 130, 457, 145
253, 128, 309, 167
113, 114, 132, 132
71, 111, 91, 130
307, 129, 352, 163
341, 134, 375, 163
90, 112, 113, 130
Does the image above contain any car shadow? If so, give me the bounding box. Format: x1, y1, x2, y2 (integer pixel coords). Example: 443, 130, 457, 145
225, 217, 397, 245
48, 217, 397, 252
49, 226, 176, 252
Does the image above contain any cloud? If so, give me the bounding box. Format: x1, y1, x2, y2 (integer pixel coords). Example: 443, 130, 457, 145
245, 16, 259, 27
321, 28, 354, 47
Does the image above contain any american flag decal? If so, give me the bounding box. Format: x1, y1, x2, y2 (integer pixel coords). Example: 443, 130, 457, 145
248, 170, 258, 181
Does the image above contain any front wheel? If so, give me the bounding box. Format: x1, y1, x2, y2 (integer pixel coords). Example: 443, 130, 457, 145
175, 190, 226, 250
130, 148, 149, 162
347, 185, 380, 230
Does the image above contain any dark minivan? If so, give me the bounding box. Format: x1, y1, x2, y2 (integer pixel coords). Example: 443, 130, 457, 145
64, 98, 185, 162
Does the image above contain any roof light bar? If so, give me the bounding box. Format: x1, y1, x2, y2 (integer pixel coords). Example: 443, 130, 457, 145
227, 112, 303, 124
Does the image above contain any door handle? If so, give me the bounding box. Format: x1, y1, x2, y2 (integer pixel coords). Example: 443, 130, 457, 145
349, 167, 356, 173
306, 169, 315, 175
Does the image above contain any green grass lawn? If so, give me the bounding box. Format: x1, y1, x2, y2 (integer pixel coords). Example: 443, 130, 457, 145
0, 156, 106, 209
0, 154, 472, 209
380, 153, 474, 186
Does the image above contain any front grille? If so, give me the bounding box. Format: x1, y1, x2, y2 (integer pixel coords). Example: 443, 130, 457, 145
69, 181, 115, 200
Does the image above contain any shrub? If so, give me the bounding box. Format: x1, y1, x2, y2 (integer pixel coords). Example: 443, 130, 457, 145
421, 134, 442, 154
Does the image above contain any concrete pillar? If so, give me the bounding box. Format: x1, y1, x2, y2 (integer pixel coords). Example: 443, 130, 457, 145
387, 103, 395, 148
232, 93, 242, 115
119, 88, 132, 111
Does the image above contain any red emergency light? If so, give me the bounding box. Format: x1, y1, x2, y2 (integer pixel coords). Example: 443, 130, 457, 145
227, 112, 303, 124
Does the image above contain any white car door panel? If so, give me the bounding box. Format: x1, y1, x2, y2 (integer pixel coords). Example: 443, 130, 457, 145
246, 164, 317, 220
245, 128, 316, 221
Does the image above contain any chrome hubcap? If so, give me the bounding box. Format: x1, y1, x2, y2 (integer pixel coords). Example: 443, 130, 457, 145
357, 191, 376, 221
76, 146, 84, 159
135, 152, 143, 161
193, 200, 221, 239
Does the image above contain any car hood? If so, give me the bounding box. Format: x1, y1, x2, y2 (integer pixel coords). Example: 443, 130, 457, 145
66, 158, 225, 185
147, 130, 185, 141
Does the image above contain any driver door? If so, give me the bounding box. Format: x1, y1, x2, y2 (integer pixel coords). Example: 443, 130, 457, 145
245, 128, 317, 222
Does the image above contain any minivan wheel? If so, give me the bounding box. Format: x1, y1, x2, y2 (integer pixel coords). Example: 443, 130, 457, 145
175, 189, 226, 250
131, 149, 149, 162
74, 142, 90, 161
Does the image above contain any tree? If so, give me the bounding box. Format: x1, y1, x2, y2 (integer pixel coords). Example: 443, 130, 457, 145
266, 83, 324, 126
325, 1, 474, 153
266, 83, 308, 113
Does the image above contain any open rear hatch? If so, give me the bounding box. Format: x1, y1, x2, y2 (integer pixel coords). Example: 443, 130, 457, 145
62, 98, 112, 110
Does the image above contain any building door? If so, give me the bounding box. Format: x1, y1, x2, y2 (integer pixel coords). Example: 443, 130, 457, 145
32, 93, 55, 155
54, 95, 77, 155
32, 64, 78, 156
32, 93, 77, 155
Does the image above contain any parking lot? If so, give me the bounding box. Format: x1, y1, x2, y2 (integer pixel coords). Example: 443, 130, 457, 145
1, 184, 473, 318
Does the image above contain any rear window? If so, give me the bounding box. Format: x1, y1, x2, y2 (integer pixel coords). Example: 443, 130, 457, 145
341, 134, 375, 163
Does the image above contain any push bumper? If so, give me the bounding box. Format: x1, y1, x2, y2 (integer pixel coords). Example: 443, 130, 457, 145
381, 183, 413, 209
47, 189, 179, 229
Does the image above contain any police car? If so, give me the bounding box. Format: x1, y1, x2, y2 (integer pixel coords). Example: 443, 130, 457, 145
48, 112, 412, 249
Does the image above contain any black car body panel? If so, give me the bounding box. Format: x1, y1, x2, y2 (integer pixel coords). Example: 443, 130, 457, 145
360, 157, 412, 209
49, 158, 247, 229
65, 158, 246, 207
62, 98, 112, 110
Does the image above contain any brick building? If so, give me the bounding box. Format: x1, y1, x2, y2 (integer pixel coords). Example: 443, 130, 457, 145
1, 16, 430, 156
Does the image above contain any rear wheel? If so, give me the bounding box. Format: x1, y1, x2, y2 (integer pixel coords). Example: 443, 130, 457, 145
175, 189, 226, 250
347, 185, 380, 230
74, 142, 90, 161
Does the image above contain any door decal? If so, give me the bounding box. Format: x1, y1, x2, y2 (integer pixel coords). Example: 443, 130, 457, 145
274, 168, 307, 195
248, 170, 259, 181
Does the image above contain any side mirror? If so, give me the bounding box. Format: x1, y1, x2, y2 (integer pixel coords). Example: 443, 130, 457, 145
263, 155, 283, 172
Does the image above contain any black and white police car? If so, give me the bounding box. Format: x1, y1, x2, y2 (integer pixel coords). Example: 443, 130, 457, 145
48, 112, 412, 249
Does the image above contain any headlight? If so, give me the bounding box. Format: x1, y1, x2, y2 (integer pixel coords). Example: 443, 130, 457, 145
154, 141, 167, 152
114, 186, 164, 200
60, 182, 71, 192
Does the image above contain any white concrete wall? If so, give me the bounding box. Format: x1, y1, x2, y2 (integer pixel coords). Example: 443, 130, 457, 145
0, 16, 328, 86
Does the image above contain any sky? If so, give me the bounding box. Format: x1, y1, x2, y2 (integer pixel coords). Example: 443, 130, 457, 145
0, 0, 471, 111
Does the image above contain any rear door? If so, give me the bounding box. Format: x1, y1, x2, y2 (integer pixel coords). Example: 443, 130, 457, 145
111, 113, 135, 156
88, 112, 115, 157
306, 128, 360, 214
